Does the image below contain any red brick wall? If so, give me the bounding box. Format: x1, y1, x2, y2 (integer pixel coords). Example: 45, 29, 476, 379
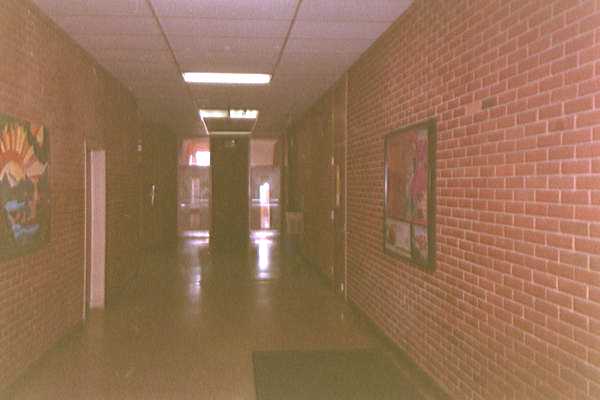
0, 0, 143, 391
293, 0, 600, 398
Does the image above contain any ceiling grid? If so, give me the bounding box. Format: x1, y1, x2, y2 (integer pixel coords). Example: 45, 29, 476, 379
31, 0, 412, 137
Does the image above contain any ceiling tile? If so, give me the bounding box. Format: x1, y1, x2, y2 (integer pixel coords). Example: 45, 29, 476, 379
112, 73, 176, 84
271, 73, 339, 89
276, 51, 359, 75
191, 85, 272, 109
54, 16, 160, 35
285, 38, 375, 54
134, 86, 189, 100
31, 0, 414, 138
177, 51, 277, 73
160, 17, 290, 38
296, 0, 411, 22
32, 0, 151, 16
290, 20, 390, 40
90, 49, 173, 64
189, 72, 340, 128
98, 60, 181, 85
72, 34, 167, 50
125, 76, 184, 87
170, 36, 282, 54
105, 60, 179, 74
110, 69, 181, 86
171, 36, 280, 73
151, 0, 297, 20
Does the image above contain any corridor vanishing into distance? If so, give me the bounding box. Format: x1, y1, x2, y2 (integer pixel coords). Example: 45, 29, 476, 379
7, 235, 445, 400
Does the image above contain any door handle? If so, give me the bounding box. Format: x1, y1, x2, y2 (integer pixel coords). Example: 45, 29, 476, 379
150, 184, 156, 206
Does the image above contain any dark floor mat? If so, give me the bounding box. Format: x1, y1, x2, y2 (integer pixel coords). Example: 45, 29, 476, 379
253, 349, 424, 400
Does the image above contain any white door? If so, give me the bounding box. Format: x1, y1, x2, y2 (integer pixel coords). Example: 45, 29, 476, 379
88, 150, 106, 310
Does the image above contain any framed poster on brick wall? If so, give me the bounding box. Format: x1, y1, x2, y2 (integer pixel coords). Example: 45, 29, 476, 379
0, 113, 50, 260
384, 119, 436, 270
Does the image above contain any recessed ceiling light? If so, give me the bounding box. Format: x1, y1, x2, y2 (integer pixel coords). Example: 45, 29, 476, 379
230, 109, 259, 119
199, 109, 229, 119
183, 72, 271, 85
198, 109, 260, 120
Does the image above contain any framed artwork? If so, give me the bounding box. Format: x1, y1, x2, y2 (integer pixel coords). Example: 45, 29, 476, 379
384, 119, 436, 270
0, 113, 50, 260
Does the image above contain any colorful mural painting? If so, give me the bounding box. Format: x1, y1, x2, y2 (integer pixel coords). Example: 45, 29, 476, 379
0, 113, 50, 259
384, 119, 435, 269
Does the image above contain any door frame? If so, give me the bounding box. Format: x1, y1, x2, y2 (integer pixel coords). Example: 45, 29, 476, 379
333, 75, 348, 300
84, 146, 106, 316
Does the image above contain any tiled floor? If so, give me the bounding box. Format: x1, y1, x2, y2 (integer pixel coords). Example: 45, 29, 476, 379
7, 234, 446, 399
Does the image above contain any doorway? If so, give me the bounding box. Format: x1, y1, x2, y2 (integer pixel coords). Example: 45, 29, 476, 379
250, 139, 281, 234
333, 77, 348, 298
140, 126, 178, 248
178, 138, 211, 239
84, 149, 106, 314
210, 136, 249, 250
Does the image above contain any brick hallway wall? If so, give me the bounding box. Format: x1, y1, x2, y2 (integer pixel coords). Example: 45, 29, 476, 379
292, 0, 600, 398
0, 0, 143, 391
346, 0, 600, 398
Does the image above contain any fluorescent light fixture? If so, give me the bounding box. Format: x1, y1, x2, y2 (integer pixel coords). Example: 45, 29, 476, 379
229, 109, 259, 119
199, 109, 259, 120
183, 72, 271, 85
199, 109, 228, 119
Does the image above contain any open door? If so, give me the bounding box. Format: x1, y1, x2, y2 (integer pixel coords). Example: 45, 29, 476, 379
250, 139, 281, 234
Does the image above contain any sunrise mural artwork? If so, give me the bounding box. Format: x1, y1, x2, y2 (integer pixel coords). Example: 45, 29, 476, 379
0, 113, 50, 259
384, 119, 435, 269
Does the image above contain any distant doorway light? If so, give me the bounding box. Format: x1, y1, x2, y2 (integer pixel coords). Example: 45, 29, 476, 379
189, 151, 210, 166
183, 72, 271, 85
259, 182, 270, 230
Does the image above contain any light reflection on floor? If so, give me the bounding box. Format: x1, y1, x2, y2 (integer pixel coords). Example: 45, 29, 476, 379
178, 230, 282, 287
252, 230, 279, 281
7, 229, 446, 400
188, 266, 202, 305
251, 229, 278, 239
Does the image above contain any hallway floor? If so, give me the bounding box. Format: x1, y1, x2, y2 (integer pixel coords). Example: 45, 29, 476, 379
7, 234, 446, 400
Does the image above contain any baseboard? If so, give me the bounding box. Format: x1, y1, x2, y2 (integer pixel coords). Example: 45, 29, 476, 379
2, 318, 85, 398
290, 243, 335, 289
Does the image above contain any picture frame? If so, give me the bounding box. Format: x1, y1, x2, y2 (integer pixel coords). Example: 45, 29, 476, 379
384, 119, 436, 270
0, 113, 50, 260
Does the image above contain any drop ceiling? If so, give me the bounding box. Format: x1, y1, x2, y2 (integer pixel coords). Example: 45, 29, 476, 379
31, 0, 412, 137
